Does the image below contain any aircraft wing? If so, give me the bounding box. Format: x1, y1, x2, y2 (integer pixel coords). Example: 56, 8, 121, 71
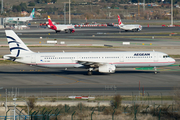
76, 60, 107, 67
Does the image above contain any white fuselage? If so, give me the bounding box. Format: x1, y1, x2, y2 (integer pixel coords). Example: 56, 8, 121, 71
4, 17, 33, 23
119, 24, 142, 31
55, 24, 75, 31
13, 51, 175, 68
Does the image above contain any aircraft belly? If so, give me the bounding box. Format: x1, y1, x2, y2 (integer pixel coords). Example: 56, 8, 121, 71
36, 64, 75, 68
115, 62, 172, 68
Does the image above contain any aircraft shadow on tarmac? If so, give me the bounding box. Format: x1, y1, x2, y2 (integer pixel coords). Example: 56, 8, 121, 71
0, 70, 156, 75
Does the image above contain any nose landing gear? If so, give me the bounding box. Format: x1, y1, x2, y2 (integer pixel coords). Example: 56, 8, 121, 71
154, 67, 158, 74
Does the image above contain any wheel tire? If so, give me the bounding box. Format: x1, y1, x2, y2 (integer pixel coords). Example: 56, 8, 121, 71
65, 30, 70, 33
88, 71, 92, 75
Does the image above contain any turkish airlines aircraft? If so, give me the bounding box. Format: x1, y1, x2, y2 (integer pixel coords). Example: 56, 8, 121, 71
48, 16, 75, 33
4, 8, 35, 23
118, 15, 142, 32
4, 30, 175, 75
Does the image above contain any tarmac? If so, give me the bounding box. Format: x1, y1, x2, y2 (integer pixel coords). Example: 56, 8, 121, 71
0, 26, 180, 97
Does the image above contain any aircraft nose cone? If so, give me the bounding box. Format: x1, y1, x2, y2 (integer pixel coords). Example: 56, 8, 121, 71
170, 58, 176, 64
139, 25, 142, 30
172, 58, 176, 63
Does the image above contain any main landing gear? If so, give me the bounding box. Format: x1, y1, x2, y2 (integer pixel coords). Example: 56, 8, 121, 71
56, 31, 60, 33
154, 66, 158, 74
87, 68, 93, 75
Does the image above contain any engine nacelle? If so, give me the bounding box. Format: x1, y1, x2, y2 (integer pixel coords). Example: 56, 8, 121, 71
99, 64, 116, 73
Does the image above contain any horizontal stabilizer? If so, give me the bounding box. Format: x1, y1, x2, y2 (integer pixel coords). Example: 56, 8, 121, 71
3, 54, 21, 60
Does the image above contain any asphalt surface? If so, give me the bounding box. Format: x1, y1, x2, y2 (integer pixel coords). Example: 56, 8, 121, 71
0, 26, 180, 97
1, 26, 180, 35
32, 19, 180, 24
0, 64, 179, 97
0, 26, 180, 48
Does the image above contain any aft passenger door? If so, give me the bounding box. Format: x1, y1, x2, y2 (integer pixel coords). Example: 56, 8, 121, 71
120, 55, 124, 62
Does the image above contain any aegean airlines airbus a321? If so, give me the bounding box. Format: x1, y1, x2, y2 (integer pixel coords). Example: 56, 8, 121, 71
3, 30, 175, 75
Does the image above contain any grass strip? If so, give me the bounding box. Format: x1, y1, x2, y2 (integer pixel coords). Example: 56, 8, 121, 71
0, 95, 173, 102
0, 60, 21, 64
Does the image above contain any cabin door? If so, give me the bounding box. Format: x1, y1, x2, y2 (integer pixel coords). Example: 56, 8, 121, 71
120, 55, 124, 62
154, 53, 158, 62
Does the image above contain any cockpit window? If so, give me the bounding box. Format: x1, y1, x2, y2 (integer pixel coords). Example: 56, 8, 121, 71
163, 55, 170, 58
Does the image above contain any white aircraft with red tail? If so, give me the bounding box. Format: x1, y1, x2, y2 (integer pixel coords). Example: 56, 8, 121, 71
118, 15, 142, 32
48, 16, 75, 33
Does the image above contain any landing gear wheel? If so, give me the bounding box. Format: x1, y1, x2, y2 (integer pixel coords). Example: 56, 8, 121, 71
88, 71, 92, 75
65, 30, 70, 33
133, 29, 136, 32
154, 67, 157, 74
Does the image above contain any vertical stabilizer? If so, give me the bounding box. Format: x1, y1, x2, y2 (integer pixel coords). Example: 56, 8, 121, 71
48, 16, 57, 30
5, 30, 33, 56
118, 15, 123, 25
48, 16, 54, 26
29, 8, 35, 19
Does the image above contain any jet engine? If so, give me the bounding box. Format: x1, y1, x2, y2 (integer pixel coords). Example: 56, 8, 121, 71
99, 64, 116, 73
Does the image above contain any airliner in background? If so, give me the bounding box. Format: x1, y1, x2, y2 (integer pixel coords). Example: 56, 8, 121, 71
48, 16, 75, 33
118, 15, 142, 32
4, 30, 175, 75
4, 8, 35, 23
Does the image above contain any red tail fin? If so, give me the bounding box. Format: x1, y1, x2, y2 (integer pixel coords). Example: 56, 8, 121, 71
118, 15, 122, 25
48, 16, 54, 26
48, 16, 57, 30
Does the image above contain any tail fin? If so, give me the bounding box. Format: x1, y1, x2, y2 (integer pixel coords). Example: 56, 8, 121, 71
118, 15, 123, 25
48, 16, 54, 26
29, 8, 35, 19
5, 30, 33, 56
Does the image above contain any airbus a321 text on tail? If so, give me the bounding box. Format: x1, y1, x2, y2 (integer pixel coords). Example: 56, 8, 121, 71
4, 30, 175, 75
118, 15, 142, 32
48, 16, 75, 33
